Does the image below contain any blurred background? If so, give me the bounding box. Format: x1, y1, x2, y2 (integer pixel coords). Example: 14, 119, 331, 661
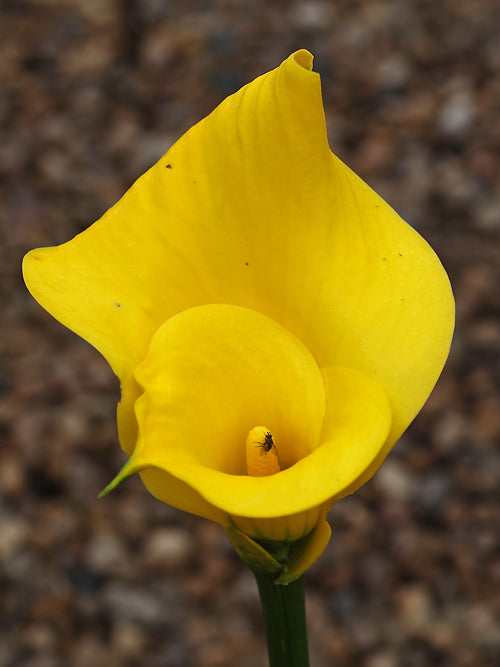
1, 1, 498, 665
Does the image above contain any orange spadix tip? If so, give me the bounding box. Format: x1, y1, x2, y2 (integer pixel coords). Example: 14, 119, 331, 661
246, 426, 281, 477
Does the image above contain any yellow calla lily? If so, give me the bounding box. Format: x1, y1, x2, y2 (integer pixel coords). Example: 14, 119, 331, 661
23, 50, 454, 577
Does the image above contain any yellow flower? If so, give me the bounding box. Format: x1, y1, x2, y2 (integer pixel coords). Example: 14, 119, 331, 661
23, 50, 454, 581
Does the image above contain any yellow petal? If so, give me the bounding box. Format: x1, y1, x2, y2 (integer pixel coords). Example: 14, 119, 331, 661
230, 505, 326, 543
23, 48, 453, 495
100, 458, 228, 528
21, 50, 325, 437
104, 304, 390, 541
130, 303, 325, 531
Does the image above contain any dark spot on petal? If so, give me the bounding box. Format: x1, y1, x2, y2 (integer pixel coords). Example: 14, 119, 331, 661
113, 302, 123, 308
245, 262, 249, 266
166, 163, 172, 169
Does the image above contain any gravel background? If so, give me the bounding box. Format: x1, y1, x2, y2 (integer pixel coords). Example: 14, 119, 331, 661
1, 1, 499, 666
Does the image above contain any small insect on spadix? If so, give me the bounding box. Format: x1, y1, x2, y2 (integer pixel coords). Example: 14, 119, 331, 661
254, 431, 277, 457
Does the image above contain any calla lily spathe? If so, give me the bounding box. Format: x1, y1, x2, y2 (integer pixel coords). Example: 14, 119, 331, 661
23, 50, 454, 575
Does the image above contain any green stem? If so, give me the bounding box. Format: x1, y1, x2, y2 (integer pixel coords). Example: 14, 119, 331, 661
254, 572, 309, 667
